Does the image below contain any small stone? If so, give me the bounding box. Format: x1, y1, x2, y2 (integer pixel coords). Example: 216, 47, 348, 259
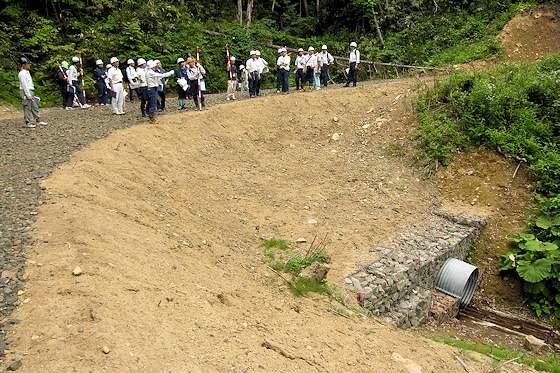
333, 116, 339, 122
331, 133, 341, 141
77, 326, 84, 333
102, 346, 110, 354
9, 319, 21, 324
7, 360, 22, 371
72, 267, 82, 276
307, 219, 317, 224
296, 237, 307, 243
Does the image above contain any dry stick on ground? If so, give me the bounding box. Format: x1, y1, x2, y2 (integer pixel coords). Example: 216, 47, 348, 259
267, 265, 297, 291
455, 355, 469, 372
486, 356, 522, 373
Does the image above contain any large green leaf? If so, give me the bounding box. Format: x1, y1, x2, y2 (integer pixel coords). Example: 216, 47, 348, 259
536, 215, 554, 229
516, 258, 552, 283
524, 281, 545, 294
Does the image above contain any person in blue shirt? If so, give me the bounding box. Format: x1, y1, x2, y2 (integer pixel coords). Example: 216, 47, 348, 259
174, 57, 190, 109
94, 59, 107, 105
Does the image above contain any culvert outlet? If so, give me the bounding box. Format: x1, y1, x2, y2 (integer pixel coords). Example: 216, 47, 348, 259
434, 258, 478, 308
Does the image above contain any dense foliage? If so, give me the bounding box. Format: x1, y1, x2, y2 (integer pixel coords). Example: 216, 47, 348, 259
416, 54, 560, 320
0, 0, 543, 106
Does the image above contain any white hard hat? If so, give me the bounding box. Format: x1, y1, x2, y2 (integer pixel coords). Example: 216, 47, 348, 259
96, 59, 103, 65
146, 60, 156, 69
255, 50, 261, 56
322, 45, 328, 50
127, 58, 134, 64
278, 48, 282, 53
298, 48, 304, 52
106, 64, 111, 69
280, 48, 287, 52
350, 41, 357, 47
137, 58, 146, 65
308, 46, 315, 51
110, 57, 119, 64
154, 59, 160, 64
177, 57, 185, 64
230, 56, 236, 61
71, 56, 80, 63
239, 64, 245, 69
250, 50, 256, 55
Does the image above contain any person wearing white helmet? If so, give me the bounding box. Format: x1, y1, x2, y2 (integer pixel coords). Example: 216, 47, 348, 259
126, 58, 140, 102
226, 56, 237, 101
174, 56, 190, 109
294, 48, 306, 91
136, 58, 148, 117
238, 64, 248, 92
345, 41, 360, 87
18, 57, 48, 128
66, 56, 90, 108
276, 48, 290, 93
145, 59, 174, 123
275, 47, 283, 93
317, 45, 334, 88
107, 57, 126, 115
245, 50, 259, 98
94, 59, 107, 105
302, 46, 318, 91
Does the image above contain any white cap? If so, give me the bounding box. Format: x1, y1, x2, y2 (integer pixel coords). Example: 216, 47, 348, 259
146, 60, 156, 69
322, 45, 328, 50
280, 48, 287, 52
137, 58, 146, 65
71, 56, 80, 63
127, 58, 134, 64
154, 59, 160, 64
106, 64, 111, 69
308, 46, 315, 51
298, 48, 304, 52
278, 48, 283, 53
239, 64, 245, 69
96, 59, 103, 65
177, 57, 185, 64
255, 50, 261, 56
110, 57, 119, 64
350, 41, 357, 47
230, 56, 236, 61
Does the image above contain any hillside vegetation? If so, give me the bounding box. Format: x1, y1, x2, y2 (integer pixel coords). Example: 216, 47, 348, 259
0, 0, 546, 106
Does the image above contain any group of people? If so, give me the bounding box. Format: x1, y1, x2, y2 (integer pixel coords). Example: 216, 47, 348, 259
18, 42, 360, 128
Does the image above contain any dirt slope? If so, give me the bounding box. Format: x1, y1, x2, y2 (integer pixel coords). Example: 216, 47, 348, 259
4, 81, 528, 372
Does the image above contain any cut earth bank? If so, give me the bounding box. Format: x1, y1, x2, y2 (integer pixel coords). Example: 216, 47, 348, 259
4, 79, 536, 372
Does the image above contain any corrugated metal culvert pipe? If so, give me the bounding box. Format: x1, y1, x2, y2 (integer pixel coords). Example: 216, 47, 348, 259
434, 258, 479, 308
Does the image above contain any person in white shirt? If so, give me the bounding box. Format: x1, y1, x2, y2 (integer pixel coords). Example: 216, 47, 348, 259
17, 57, 47, 128
255, 50, 268, 97
66, 56, 90, 108
186, 57, 206, 110
104, 64, 112, 104
245, 50, 261, 98
126, 59, 140, 102
317, 45, 334, 88
145, 60, 174, 123
294, 48, 306, 91
303, 46, 319, 91
345, 41, 360, 87
276, 48, 290, 93
136, 58, 148, 117
107, 57, 126, 115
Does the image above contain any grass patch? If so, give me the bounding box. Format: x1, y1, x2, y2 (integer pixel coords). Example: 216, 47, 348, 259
439, 338, 560, 373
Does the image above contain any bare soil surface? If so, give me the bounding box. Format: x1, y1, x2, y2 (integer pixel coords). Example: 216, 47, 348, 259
2, 5, 559, 372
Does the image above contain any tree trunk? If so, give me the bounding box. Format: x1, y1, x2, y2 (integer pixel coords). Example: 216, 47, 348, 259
372, 7, 385, 48
246, 0, 254, 27
238, 0, 243, 25
316, 0, 319, 14
302, 0, 308, 17
272, 0, 275, 12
